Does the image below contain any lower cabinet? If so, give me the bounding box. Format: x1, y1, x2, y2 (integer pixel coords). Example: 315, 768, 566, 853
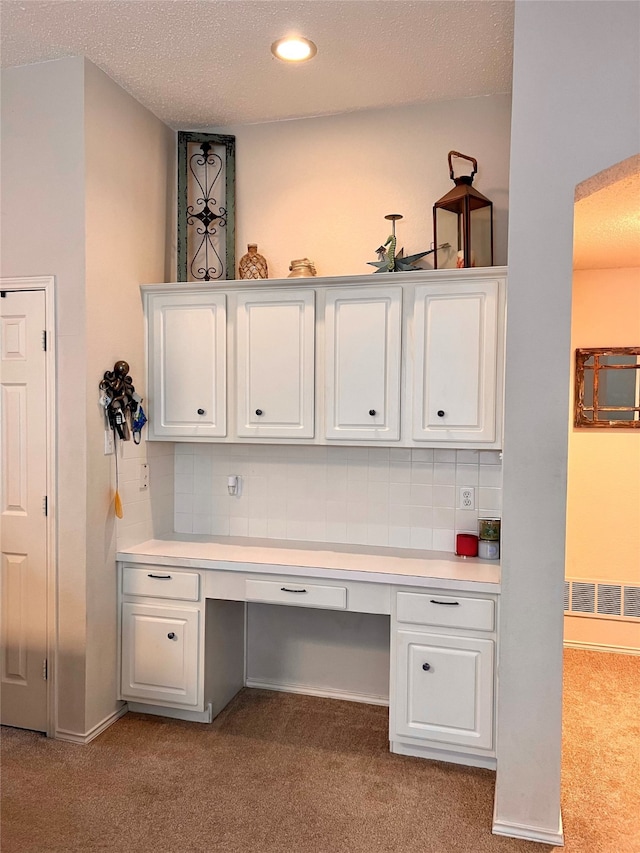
118, 561, 499, 770
393, 630, 494, 750
389, 588, 497, 768
120, 602, 200, 707
118, 563, 245, 721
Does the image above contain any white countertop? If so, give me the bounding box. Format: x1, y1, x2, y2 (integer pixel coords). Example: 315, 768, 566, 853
117, 535, 500, 592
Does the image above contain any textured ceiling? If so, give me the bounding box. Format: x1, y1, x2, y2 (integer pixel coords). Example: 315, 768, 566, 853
574, 156, 640, 271
2, 1, 636, 271
0, 0, 515, 127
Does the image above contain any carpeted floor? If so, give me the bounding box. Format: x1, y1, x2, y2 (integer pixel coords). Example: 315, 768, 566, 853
1, 648, 638, 853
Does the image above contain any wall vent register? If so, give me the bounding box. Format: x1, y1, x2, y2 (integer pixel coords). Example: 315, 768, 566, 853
564, 579, 640, 620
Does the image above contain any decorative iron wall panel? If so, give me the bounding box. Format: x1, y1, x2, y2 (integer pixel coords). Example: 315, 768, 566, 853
178, 132, 236, 282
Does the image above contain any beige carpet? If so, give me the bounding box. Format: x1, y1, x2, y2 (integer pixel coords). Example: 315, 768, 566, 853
1, 648, 638, 853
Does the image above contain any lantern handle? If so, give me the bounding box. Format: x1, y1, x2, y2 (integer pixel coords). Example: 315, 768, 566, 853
448, 151, 477, 181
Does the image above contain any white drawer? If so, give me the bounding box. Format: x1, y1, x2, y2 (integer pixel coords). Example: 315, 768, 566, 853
396, 591, 494, 631
245, 578, 347, 610
123, 566, 200, 601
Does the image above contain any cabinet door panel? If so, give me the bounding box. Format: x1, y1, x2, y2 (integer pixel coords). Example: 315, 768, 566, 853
394, 630, 494, 749
325, 287, 402, 440
121, 603, 200, 706
149, 292, 226, 438
412, 281, 498, 442
236, 290, 315, 438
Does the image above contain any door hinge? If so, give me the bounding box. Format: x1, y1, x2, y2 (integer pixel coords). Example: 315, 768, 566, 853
42, 659, 48, 681
43, 496, 48, 516
42, 330, 47, 351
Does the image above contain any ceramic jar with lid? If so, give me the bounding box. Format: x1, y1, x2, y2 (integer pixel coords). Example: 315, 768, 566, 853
287, 258, 317, 278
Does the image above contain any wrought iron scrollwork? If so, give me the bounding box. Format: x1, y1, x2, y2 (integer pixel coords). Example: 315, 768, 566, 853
186, 142, 227, 281
177, 132, 236, 282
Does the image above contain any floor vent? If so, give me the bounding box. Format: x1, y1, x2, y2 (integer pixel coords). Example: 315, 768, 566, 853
565, 580, 640, 622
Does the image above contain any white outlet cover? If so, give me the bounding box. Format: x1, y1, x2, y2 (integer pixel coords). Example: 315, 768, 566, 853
459, 486, 475, 510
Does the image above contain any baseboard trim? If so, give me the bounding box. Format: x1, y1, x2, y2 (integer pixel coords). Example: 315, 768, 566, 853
391, 740, 496, 769
126, 702, 213, 723
492, 808, 564, 846
245, 678, 389, 707
55, 704, 128, 744
564, 640, 640, 656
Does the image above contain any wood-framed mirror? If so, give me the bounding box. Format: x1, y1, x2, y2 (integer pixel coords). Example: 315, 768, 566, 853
574, 347, 640, 427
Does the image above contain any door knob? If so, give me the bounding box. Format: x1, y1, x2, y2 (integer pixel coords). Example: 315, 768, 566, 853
167, 632, 176, 640
197, 408, 205, 415
255, 409, 263, 416
369, 409, 376, 416
422, 662, 431, 671
437, 410, 445, 418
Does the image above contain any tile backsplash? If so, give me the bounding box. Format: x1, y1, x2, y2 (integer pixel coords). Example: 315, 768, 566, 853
116, 438, 175, 549
174, 444, 502, 553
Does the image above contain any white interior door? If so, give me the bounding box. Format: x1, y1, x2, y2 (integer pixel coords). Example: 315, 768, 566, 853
1, 288, 48, 731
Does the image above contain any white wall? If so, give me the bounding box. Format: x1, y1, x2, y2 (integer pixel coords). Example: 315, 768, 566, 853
1, 56, 175, 737
565, 267, 640, 651
495, 0, 640, 842
1, 56, 89, 736
83, 60, 175, 731
206, 95, 511, 280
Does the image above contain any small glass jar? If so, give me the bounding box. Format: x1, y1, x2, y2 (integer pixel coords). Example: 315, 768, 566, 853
478, 539, 500, 560
478, 518, 501, 541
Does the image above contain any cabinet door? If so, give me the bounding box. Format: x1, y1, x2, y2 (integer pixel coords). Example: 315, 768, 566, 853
325, 287, 402, 441
148, 292, 226, 438
236, 289, 315, 438
393, 629, 494, 750
412, 281, 499, 442
121, 602, 200, 707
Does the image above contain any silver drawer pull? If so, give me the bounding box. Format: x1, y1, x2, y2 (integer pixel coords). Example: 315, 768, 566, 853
281, 587, 307, 593
148, 573, 172, 580
430, 599, 459, 606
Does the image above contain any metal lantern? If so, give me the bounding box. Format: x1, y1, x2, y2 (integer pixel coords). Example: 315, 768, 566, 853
433, 151, 493, 269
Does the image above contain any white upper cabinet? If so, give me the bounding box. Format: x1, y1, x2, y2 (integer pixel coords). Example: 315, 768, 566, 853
235, 289, 315, 439
147, 291, 226, 439
411, 280, 500, 444
143, 270, 505, 447
325, 286, 402, 441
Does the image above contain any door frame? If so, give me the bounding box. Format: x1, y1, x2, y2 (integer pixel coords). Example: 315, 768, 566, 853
1, 275, 57, 736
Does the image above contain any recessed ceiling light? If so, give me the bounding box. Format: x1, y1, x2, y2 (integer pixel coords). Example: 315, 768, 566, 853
271, 36, 317, 63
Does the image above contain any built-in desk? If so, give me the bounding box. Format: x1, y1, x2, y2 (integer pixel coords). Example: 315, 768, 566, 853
117, 536, 500, 769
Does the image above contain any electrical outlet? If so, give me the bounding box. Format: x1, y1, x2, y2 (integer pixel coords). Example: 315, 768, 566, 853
459, 486, 475, 510
104, 430, 114, 455
140, 463, 149, 491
